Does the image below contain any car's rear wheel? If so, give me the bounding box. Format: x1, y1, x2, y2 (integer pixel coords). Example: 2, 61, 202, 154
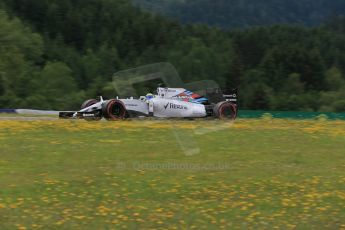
214, 101, 237, 120
102, 99, 127, 120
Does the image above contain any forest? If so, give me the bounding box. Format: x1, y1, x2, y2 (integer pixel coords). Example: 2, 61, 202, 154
133, 0, 345, 28
0, 0, 345, 112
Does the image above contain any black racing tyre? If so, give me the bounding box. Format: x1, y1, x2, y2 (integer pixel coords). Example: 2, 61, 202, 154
81, 99, 99, 109
213, 101, 237, 120
102, 99, 127, 120
81, 99, 101, 121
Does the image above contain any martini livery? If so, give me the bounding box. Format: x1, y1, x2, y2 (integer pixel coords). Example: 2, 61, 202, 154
59, 87, 238, 120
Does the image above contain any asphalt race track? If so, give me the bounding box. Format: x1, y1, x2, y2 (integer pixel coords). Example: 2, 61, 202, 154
0, 116, 58, 121
0, 109, 59, 120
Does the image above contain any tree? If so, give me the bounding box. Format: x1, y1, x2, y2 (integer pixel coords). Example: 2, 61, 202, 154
324, 67, 344, 91
1, 0, 345, 111
0, 9, 43, 108
34, 62, 79, 109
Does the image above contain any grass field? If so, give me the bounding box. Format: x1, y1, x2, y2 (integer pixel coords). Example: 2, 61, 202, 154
1, 118, 345, 229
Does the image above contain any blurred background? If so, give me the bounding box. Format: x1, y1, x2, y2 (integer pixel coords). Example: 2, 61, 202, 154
0, 0, 344, 112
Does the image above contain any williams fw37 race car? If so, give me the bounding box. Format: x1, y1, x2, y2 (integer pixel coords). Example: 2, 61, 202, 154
59, 87, 238, 120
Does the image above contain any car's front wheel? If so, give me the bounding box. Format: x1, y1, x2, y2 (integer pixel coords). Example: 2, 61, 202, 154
81, 99, 99, 110
102, 99, 127, 120
81, 99, 101, 121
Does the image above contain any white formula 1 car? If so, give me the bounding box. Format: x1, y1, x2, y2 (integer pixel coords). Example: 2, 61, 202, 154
59, 87, 238, 120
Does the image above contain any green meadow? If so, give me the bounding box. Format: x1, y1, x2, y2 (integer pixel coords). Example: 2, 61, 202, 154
0, 119, 345, 229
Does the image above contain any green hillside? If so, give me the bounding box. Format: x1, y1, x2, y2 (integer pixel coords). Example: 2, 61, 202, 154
133, 0, 345, 28
0, 0, 345, 112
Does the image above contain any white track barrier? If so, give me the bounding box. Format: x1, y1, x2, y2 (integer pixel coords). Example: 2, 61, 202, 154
15, 109, 59, 115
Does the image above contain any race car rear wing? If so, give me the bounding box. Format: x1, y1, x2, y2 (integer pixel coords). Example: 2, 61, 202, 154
222, 88, 238, 104
204, 88, 238, 105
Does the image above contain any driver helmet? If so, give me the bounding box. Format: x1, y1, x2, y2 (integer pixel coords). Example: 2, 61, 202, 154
146, 93, 154, 100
